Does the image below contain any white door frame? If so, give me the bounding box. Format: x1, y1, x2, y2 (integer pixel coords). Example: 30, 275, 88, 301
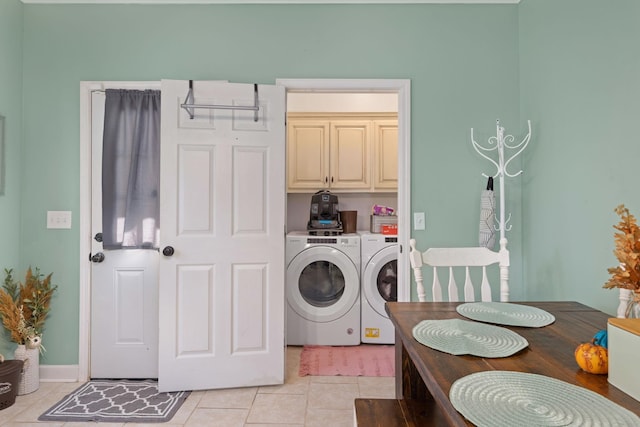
276, 78, 411, 303
78, 78, 410, 382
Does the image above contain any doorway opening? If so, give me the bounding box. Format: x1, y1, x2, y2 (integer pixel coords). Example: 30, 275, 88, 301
277, 79, 411, 304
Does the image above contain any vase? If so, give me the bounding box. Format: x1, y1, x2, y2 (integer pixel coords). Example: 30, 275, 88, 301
13, 344, 39, 395
625, 291, 640, 318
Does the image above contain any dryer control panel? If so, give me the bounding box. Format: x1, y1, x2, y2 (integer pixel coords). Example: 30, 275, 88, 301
307, 238, 338, 244
306, 237, 359, 248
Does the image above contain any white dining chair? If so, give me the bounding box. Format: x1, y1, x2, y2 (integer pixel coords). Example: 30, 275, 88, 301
409, 239, 510, 302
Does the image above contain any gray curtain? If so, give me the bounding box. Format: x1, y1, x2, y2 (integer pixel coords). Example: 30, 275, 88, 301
102, 89, 161, 249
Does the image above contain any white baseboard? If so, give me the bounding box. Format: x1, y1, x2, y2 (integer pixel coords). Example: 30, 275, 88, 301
39, 365, 80, 383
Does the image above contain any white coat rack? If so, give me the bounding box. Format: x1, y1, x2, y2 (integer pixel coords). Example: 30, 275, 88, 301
471, 119, 531, 249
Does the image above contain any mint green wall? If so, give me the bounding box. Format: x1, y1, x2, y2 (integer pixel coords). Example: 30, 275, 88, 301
0, 0, 23, 358
519, 0, 640, 317
11, 0, 639, 369
19, 4, 520, 365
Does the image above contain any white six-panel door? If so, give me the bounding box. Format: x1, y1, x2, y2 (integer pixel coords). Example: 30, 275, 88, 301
158, 80, 285, 392
90, 88, 159, 379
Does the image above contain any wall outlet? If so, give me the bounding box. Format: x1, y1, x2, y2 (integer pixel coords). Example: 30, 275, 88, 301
414, 212, 425, 230
47, 211, 72, 229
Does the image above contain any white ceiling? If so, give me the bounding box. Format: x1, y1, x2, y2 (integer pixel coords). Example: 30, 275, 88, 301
21, 0, 519, 4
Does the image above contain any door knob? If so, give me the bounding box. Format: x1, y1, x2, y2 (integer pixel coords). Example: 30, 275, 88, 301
91, 252, 105, 263
162, 246, 175, 257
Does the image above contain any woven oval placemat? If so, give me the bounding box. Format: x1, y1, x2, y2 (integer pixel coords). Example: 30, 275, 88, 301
450, 371, 640, 427
412, 318, 528, 358
457, 302, 555, 327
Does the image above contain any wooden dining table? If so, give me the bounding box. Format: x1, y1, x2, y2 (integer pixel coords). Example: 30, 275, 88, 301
385, 301, 640, 426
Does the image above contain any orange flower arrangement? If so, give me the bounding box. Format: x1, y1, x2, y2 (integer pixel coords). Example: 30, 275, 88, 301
603, 205, 640, 314
0, 267, 57, 348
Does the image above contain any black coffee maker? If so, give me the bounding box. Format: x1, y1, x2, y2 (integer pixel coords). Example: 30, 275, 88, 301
307, 190, 343, 235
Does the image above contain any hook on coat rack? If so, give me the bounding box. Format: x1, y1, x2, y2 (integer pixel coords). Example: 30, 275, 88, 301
471, 119, 531, 247
180, 80, 260, 122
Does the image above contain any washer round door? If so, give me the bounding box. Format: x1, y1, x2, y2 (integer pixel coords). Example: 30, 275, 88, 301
287, 246, 360, 323
363, 246, 398, 318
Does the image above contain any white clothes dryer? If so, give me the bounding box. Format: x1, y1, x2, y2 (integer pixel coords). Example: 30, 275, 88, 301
286, 231, 361, 346
360, 231, 398, 344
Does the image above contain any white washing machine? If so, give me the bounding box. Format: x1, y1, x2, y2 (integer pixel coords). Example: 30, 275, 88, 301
286, 231, 361, 346
360, 231, 398, 344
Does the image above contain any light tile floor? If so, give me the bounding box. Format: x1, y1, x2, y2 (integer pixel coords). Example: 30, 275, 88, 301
0, 346, 396, 426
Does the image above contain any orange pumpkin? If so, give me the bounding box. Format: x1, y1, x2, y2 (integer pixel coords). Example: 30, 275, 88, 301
574, 340, 608, 374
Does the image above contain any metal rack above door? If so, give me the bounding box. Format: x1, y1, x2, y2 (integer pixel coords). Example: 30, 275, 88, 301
180, 80, 260, 122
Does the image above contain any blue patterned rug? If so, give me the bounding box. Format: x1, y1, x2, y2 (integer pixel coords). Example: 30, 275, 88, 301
38, 379, 190, 423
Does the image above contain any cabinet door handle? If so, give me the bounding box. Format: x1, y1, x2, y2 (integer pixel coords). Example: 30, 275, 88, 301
331, 176, 334, 183
325, 176, 328, 184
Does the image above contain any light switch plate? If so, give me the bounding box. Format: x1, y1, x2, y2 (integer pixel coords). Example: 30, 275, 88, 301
47, 211, 72, 229
414, 212, 425, 230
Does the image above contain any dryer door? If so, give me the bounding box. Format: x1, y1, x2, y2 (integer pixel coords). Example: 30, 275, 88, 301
363, 246, 398, 318
287, 246, 359, 322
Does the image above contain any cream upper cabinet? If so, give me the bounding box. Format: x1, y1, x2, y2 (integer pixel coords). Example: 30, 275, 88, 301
373, 120, 398, 190
287, 113, 397, 193
329, 120, 371, 190
286, 119, 330, 190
